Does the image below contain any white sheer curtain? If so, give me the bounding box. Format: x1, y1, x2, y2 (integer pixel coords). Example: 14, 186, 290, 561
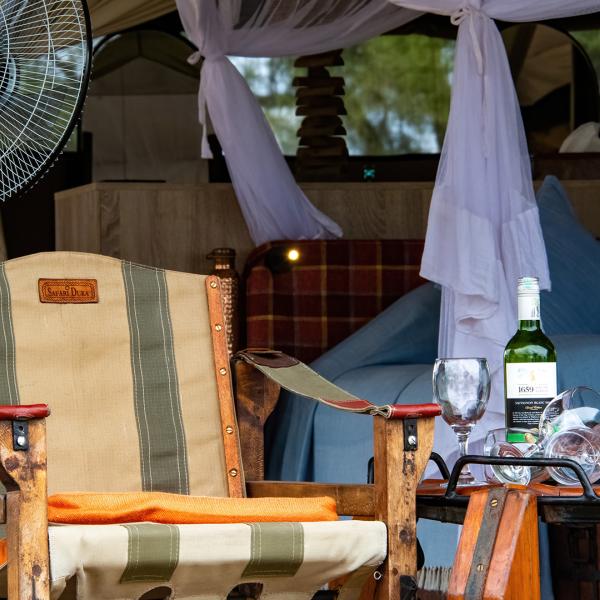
386, 0, 600, 456
176, 1, 420, 246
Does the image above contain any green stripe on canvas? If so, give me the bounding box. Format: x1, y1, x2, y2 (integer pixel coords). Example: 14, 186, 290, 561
122, 262, 189, 494
0, 264, 19, 406
242, 523, 304, 578
120, 523, 180, 583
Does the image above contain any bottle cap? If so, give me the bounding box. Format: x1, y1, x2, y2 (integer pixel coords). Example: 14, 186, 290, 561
517, 276, 539, 296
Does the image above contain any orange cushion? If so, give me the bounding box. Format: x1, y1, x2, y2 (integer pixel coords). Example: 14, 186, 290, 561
0, 493, 337, 566
47, 492, 338, 525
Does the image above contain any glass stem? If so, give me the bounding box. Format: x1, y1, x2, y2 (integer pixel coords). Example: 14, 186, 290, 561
455, 428, 475, 484
457, 430, 470, 458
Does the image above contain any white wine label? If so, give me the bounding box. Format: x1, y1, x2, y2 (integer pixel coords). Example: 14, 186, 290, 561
506, 362, 557, 398
506, 362, 558, 430
517, 295, 540, 321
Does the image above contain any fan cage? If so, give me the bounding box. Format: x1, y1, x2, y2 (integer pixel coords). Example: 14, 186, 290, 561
0, 0, 91, 201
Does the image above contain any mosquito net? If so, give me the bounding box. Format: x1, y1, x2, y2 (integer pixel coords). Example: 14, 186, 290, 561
179, 0, 599, 449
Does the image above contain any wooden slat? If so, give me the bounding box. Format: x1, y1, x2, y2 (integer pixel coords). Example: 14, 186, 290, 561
294, 51, 344, 68
297, 96, 346, 109
485, 490, 540, 599
297, 125, 347, 137
296, 85, 345, 99
298, 116, 344, 128
296, 105, 347, 117
246, 481, 375, 517
298, 136, 347, 149
448, 489, 488, 597
0, 494, 6, 525
292, 76, 345, 88
206, 277, 245, 498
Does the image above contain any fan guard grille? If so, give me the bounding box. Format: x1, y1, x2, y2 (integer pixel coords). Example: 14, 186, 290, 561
0, 0, 90, 201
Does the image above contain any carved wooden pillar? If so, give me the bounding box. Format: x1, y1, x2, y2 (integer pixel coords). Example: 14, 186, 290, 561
207, 248, 240, 355
294, 49, 348, 181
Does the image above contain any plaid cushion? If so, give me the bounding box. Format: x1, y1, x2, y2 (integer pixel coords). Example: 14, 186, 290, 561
245, 240, 425, 363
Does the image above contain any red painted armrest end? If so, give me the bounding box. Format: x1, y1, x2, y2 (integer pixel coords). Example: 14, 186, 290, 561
388, 403, 441, 419
0, 404, 50, 421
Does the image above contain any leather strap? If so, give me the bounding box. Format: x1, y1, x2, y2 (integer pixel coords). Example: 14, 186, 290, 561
465, 487, 510, 599
239, 349, 299, 368
0, 404, 50, 420
233, 350, 441, 421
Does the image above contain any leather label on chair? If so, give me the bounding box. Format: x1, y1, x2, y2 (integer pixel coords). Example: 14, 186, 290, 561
38, 279, 99, 304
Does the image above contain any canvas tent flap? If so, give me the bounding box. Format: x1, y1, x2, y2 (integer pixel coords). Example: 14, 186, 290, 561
89, 0, 176, 36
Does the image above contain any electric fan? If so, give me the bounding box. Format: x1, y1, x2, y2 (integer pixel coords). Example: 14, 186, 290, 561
0, 0, 91, 201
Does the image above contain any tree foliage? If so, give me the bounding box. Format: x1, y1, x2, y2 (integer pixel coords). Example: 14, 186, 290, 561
573, 30, 600, 83
341, 35, 453, 155
235, 29, 600, 156
234, 35, 454, 155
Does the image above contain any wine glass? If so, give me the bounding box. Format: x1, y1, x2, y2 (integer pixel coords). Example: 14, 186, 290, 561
544, 426, 600, 486
483, 427, 546, 485
433, 358, 491, 486
538, 387, 600, 486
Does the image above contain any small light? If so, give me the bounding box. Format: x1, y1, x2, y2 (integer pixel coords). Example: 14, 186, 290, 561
265, 246, 300, 273
287, 248, 300, 262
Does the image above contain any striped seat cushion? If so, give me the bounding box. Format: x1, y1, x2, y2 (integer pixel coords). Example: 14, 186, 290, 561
44, 520, 387, 600
0, 252, 232, 497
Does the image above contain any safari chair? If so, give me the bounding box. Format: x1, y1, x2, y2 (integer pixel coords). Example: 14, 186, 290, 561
0, 252, 439, 600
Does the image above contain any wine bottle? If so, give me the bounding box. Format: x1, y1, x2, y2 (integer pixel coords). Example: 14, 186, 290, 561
504, 277, 557, 441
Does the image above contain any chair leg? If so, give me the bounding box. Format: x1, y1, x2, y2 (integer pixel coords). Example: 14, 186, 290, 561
373, 416, 435, 600
0, 419, 49, 600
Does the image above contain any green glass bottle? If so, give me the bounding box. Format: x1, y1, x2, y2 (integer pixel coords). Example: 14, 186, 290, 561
504, 277, 557, 442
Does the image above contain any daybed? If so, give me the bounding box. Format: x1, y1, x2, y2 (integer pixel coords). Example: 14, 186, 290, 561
243, 176, 600, 592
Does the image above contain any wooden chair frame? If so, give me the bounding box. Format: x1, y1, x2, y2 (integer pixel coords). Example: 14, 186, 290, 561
0, 287, 438, 600
0, 393, 436, 600
235, 360, 437, 600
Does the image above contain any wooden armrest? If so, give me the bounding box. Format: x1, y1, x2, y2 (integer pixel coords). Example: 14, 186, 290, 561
246, 480, 375, 517
0, 404, 50, 420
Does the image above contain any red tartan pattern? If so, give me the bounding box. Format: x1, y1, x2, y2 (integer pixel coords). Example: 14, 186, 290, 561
245, 240, 425, 363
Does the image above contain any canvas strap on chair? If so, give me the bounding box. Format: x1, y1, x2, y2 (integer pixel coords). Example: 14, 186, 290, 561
233, 350, 440, 420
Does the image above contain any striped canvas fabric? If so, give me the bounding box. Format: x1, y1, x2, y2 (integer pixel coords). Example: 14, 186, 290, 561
245, 240, 426, 363
0, 252, 230, 497
47, 520, 387, 600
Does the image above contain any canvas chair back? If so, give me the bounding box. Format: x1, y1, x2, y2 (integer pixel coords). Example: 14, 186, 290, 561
0, 252, 243, 498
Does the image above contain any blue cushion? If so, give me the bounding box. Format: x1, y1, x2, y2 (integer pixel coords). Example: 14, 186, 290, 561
538, 176, 600, 335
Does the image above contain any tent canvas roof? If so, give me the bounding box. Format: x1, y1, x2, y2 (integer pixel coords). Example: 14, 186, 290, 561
88, 0, 175, 35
